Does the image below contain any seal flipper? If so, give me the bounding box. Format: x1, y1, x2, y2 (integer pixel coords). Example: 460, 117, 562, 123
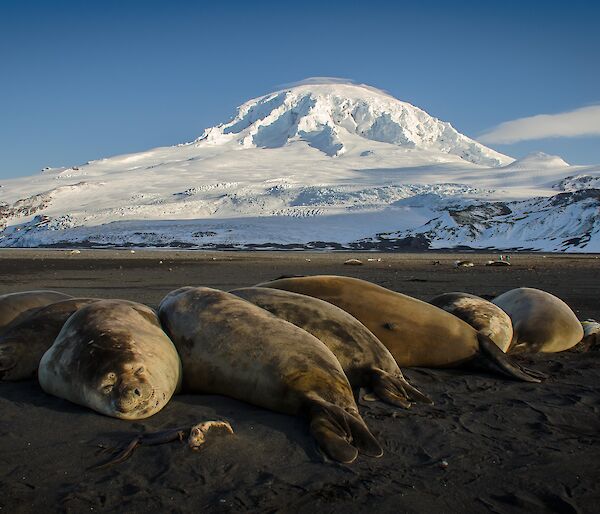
475, 333, 547, 383
371, 368, 433, 407
308, 401, 382, 463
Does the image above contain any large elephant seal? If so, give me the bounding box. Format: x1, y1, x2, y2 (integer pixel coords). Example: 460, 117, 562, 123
39, 300, 181, 419
258, 275, 543, 382
429, 292, 513, 352
492, 287, 584, 353
230, 286, 431, 408
0, 298, 100, 381
0, 291, 72, 333
158, 286, 382, 464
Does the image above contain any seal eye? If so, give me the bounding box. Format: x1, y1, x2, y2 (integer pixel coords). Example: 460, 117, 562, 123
101, 372, 117, 394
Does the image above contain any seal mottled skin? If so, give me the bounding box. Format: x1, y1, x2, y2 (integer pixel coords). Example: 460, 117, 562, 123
429, 292, 513, 352
39, 300, 182, 420
259, 275, 544, 382
0, 298, 100, 381
492, 287, 584, 353
158, 286, 382, 464
0, 291, 72, 334
231, 286, 431, 408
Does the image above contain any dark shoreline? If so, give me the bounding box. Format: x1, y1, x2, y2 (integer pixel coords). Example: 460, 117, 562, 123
0, 252, 599, 512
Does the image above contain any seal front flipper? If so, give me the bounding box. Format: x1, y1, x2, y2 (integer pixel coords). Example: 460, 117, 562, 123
370, 368, 433, 407
308, 401, 382, 463
475, 333, 546, 383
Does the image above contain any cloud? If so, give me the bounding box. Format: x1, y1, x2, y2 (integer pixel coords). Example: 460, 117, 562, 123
479, 105, 600, 144
276, 77, 393, 98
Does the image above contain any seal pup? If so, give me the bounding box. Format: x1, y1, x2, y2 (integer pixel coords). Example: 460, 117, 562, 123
158, 286, 382, 464
0, 290, 72, 333
230, 286, 431, 408
492, 287, 584, 353
428, 292, 513, 352
39, 300, 181, 419
0, 298, 100, 381
258, 275, 544, 382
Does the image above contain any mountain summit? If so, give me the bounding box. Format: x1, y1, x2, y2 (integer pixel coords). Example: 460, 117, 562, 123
196, 82, 512, 167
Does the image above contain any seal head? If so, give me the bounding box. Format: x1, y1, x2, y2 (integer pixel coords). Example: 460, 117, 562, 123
429, 292, 513, 352
39, 300, 181, 419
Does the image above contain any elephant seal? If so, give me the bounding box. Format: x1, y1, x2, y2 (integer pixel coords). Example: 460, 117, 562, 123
429, 292, 513, 352
230, 286, 431, 408
0, 290, 72, 333
492, 287, 584, 353
39, 300, 181, 419
258, 275, 543, 382
158, 286, 382, 464
0, 298, 100, 381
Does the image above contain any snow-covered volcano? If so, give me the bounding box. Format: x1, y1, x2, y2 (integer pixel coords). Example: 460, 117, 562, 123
1, 81, 599, 251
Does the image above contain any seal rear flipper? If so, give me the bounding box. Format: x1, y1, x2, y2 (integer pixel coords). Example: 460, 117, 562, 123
308, 402, 382, 462
371, 368, 433, 407
476, 333, 546, 383
309, 404, 358, 463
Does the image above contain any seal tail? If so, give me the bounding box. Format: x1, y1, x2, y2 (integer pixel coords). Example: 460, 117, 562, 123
308, 401, 383, 463
475, 333, 547, 382
370, 368, 434, 408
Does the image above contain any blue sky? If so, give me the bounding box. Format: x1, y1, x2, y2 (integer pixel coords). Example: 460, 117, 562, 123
1, 0, 598, 179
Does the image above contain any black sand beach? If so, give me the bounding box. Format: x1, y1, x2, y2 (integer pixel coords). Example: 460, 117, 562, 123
0, 250, 599, 513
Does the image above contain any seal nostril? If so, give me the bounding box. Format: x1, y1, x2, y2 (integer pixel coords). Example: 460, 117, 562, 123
134, 388, 141, 396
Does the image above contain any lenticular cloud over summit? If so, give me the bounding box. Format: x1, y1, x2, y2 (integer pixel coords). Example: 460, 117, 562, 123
279, 77, 394, 97
1, 81, 599, 252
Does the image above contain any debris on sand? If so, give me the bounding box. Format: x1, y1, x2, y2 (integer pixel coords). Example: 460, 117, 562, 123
344, 259, 364, 266
69, 250, 81, 255
580, 320, 600, 350
486, 260, 511, 267
91, 420, 234, 470
344, 259, 363, 266
487, 254, 511, 266
188, 420, 234, 450
454, 260, 474, 268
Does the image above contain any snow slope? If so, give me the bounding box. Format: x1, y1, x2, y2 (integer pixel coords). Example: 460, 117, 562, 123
1, 81, 599, 251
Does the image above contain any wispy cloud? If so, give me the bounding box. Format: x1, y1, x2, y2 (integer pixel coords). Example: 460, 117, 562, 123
276, 77, 393, 97
479, 105, 600, 144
